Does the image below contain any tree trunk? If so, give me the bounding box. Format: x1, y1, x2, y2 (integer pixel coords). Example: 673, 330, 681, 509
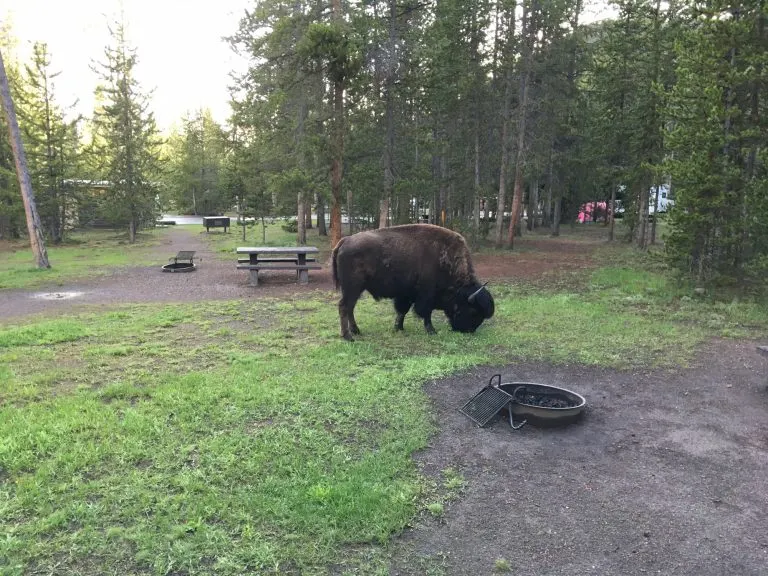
129, 218, 136, 244
648, 0, 664, 248
552, 193, 562, 237
306, 196, 313, 229
650, 183, 660, 244
469, 4, 483, 245
527, 175, 538, 231
379, 198, 389, 228
473, 129, 481, 244
240, 197, 246, 242
0, 48, 50, 268
608, 182, 616, 241
635, 180, 649, 248
330, 79, 344, 247
329, 0, 344, 249
439, 153, 447, 226
317, 196, 327, 236
543, 146, 553, 228
506, 1, 533, 248
297, 94, 310, 244
297, 193, 307, 245
494, 67, 513, 247
380, 0, 396, 230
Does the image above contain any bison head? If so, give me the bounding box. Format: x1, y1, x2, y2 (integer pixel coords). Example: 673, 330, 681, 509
447, 282, 495, 333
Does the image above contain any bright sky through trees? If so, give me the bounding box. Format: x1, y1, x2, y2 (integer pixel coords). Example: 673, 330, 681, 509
3, 0, 615, 134
4, 0, 250, 133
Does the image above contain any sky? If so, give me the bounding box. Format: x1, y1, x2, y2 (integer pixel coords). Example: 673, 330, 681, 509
3, 0, 251, 133
3, 0, 615, 135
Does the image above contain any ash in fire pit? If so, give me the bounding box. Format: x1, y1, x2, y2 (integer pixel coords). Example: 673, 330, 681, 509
513, 390, 575, 409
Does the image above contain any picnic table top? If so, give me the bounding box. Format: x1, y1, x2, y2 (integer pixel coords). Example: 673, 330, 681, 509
237, 246, 319, 254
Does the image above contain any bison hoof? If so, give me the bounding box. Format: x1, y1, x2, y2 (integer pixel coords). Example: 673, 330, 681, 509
425, 326, 437, 335
342, 333, 355, 342
350, 325, 361, 335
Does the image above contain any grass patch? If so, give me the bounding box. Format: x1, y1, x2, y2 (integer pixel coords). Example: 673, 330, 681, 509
0, 229, 170, 290
1, 257, 767, 574
0, 319, 90, 348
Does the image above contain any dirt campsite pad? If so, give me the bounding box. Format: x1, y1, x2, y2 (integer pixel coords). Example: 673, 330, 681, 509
0, 228, 598, 319
390, 339, 768, 576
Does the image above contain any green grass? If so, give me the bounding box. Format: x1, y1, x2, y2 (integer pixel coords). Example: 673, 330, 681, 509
0, 229, 170, 290
1, 252, 767, 574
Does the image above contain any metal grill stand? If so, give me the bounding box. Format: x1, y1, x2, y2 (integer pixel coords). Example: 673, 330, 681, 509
162, 251, 198, 272
459, 375, 528, 429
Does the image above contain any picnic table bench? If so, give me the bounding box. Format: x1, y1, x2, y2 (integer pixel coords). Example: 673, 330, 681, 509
202, 216, 230, 233
237, 246, 321, 286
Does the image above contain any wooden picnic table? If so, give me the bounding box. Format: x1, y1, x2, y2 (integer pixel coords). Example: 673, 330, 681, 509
203, 216, 230, 233
236, 246, 321, 286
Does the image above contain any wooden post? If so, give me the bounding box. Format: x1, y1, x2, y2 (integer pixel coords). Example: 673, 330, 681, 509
0, 48, 50, 268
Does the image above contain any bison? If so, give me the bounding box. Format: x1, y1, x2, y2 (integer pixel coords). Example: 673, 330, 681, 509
331, 224, 495, 341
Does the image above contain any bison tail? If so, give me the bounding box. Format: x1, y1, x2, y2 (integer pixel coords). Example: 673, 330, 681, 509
331, 237, 346, 291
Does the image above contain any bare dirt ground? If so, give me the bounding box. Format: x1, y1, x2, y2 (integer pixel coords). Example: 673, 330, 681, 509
390, 339, 768, 576
0, 228, 598, 319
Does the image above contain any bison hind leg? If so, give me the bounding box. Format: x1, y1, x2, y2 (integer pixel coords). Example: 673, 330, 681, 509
338, 289, 363, 341
393, 296, 412, 331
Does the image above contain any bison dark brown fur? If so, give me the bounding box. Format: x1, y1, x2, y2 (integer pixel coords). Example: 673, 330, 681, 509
331, 224, 494, 341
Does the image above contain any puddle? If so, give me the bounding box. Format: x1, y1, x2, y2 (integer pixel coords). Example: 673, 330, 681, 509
31, 291, 86, 300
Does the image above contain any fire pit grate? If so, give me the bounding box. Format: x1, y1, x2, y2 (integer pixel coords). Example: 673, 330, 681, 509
459, 375, 514, 427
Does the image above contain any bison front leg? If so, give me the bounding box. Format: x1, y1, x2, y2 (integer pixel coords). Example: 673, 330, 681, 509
393, 297, 411, 331
414, 299, 437, 335
422, 314, 437, 335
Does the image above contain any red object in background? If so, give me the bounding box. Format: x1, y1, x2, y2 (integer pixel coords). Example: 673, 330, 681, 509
578, 201, 609, 223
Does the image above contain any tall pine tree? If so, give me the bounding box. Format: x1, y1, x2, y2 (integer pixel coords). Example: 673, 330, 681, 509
17, 42, 80, 243
91, 23, 161, 242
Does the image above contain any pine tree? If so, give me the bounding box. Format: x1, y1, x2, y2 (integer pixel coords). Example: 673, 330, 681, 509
665, 0, 767, 289
91, 23, 162, 243
17, 42, 80, 243
0, 25, 24, 240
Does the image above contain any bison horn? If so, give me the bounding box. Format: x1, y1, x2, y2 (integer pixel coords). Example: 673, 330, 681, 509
468, 282, 488, 304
